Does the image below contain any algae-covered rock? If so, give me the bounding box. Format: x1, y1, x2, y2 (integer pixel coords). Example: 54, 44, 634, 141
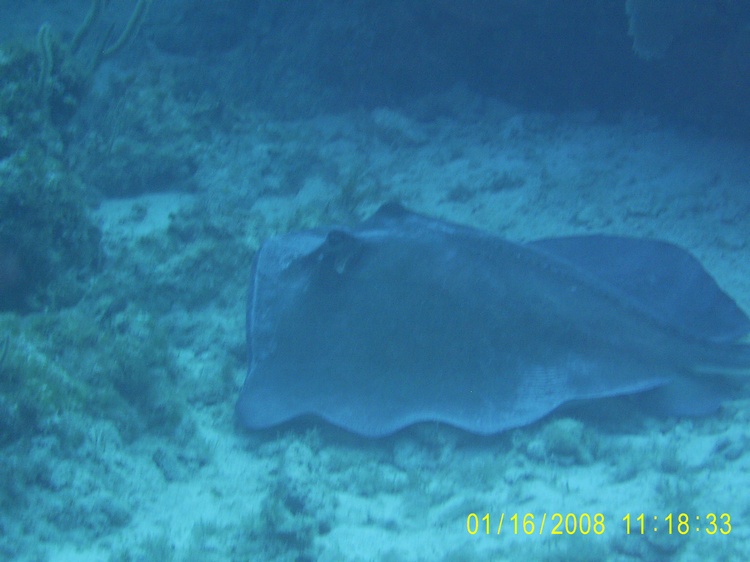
0, 305, 185, 446
0, 37, 100, 311
70, 70, 204, 197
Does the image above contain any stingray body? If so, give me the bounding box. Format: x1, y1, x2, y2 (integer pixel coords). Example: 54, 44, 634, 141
236, 204, 750, 436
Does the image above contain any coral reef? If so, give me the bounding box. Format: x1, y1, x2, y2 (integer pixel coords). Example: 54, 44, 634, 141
0, 305, 184, 445
0, 0, 155, 310
70, 69, 204, 197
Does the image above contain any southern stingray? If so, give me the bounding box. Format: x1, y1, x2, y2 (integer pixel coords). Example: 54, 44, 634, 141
236, 203, 750, 437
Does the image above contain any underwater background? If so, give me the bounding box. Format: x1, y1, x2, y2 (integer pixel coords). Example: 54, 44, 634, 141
0, 1, 749, 560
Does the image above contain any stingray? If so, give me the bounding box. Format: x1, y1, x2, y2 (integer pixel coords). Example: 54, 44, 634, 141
236, 203, 750, 436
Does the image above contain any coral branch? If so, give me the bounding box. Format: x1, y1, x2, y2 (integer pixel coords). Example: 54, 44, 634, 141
101, 0, 152, 59
70, 0, 105, 54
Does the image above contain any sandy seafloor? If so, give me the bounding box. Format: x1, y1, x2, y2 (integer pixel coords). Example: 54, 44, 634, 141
20, 95, 750, 561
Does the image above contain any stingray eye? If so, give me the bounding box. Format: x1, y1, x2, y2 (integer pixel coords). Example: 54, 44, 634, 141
324, 229, 354, 253
320, 230, 363, 275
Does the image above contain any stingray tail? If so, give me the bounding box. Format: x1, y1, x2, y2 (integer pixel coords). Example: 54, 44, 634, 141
691, 341, 750, 378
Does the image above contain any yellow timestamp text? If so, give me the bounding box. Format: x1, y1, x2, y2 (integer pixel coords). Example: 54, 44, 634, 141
623, 513, 731, 535
467, 512, 606, 536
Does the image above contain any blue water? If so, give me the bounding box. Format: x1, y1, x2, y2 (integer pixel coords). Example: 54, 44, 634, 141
0, 1, 749, 560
